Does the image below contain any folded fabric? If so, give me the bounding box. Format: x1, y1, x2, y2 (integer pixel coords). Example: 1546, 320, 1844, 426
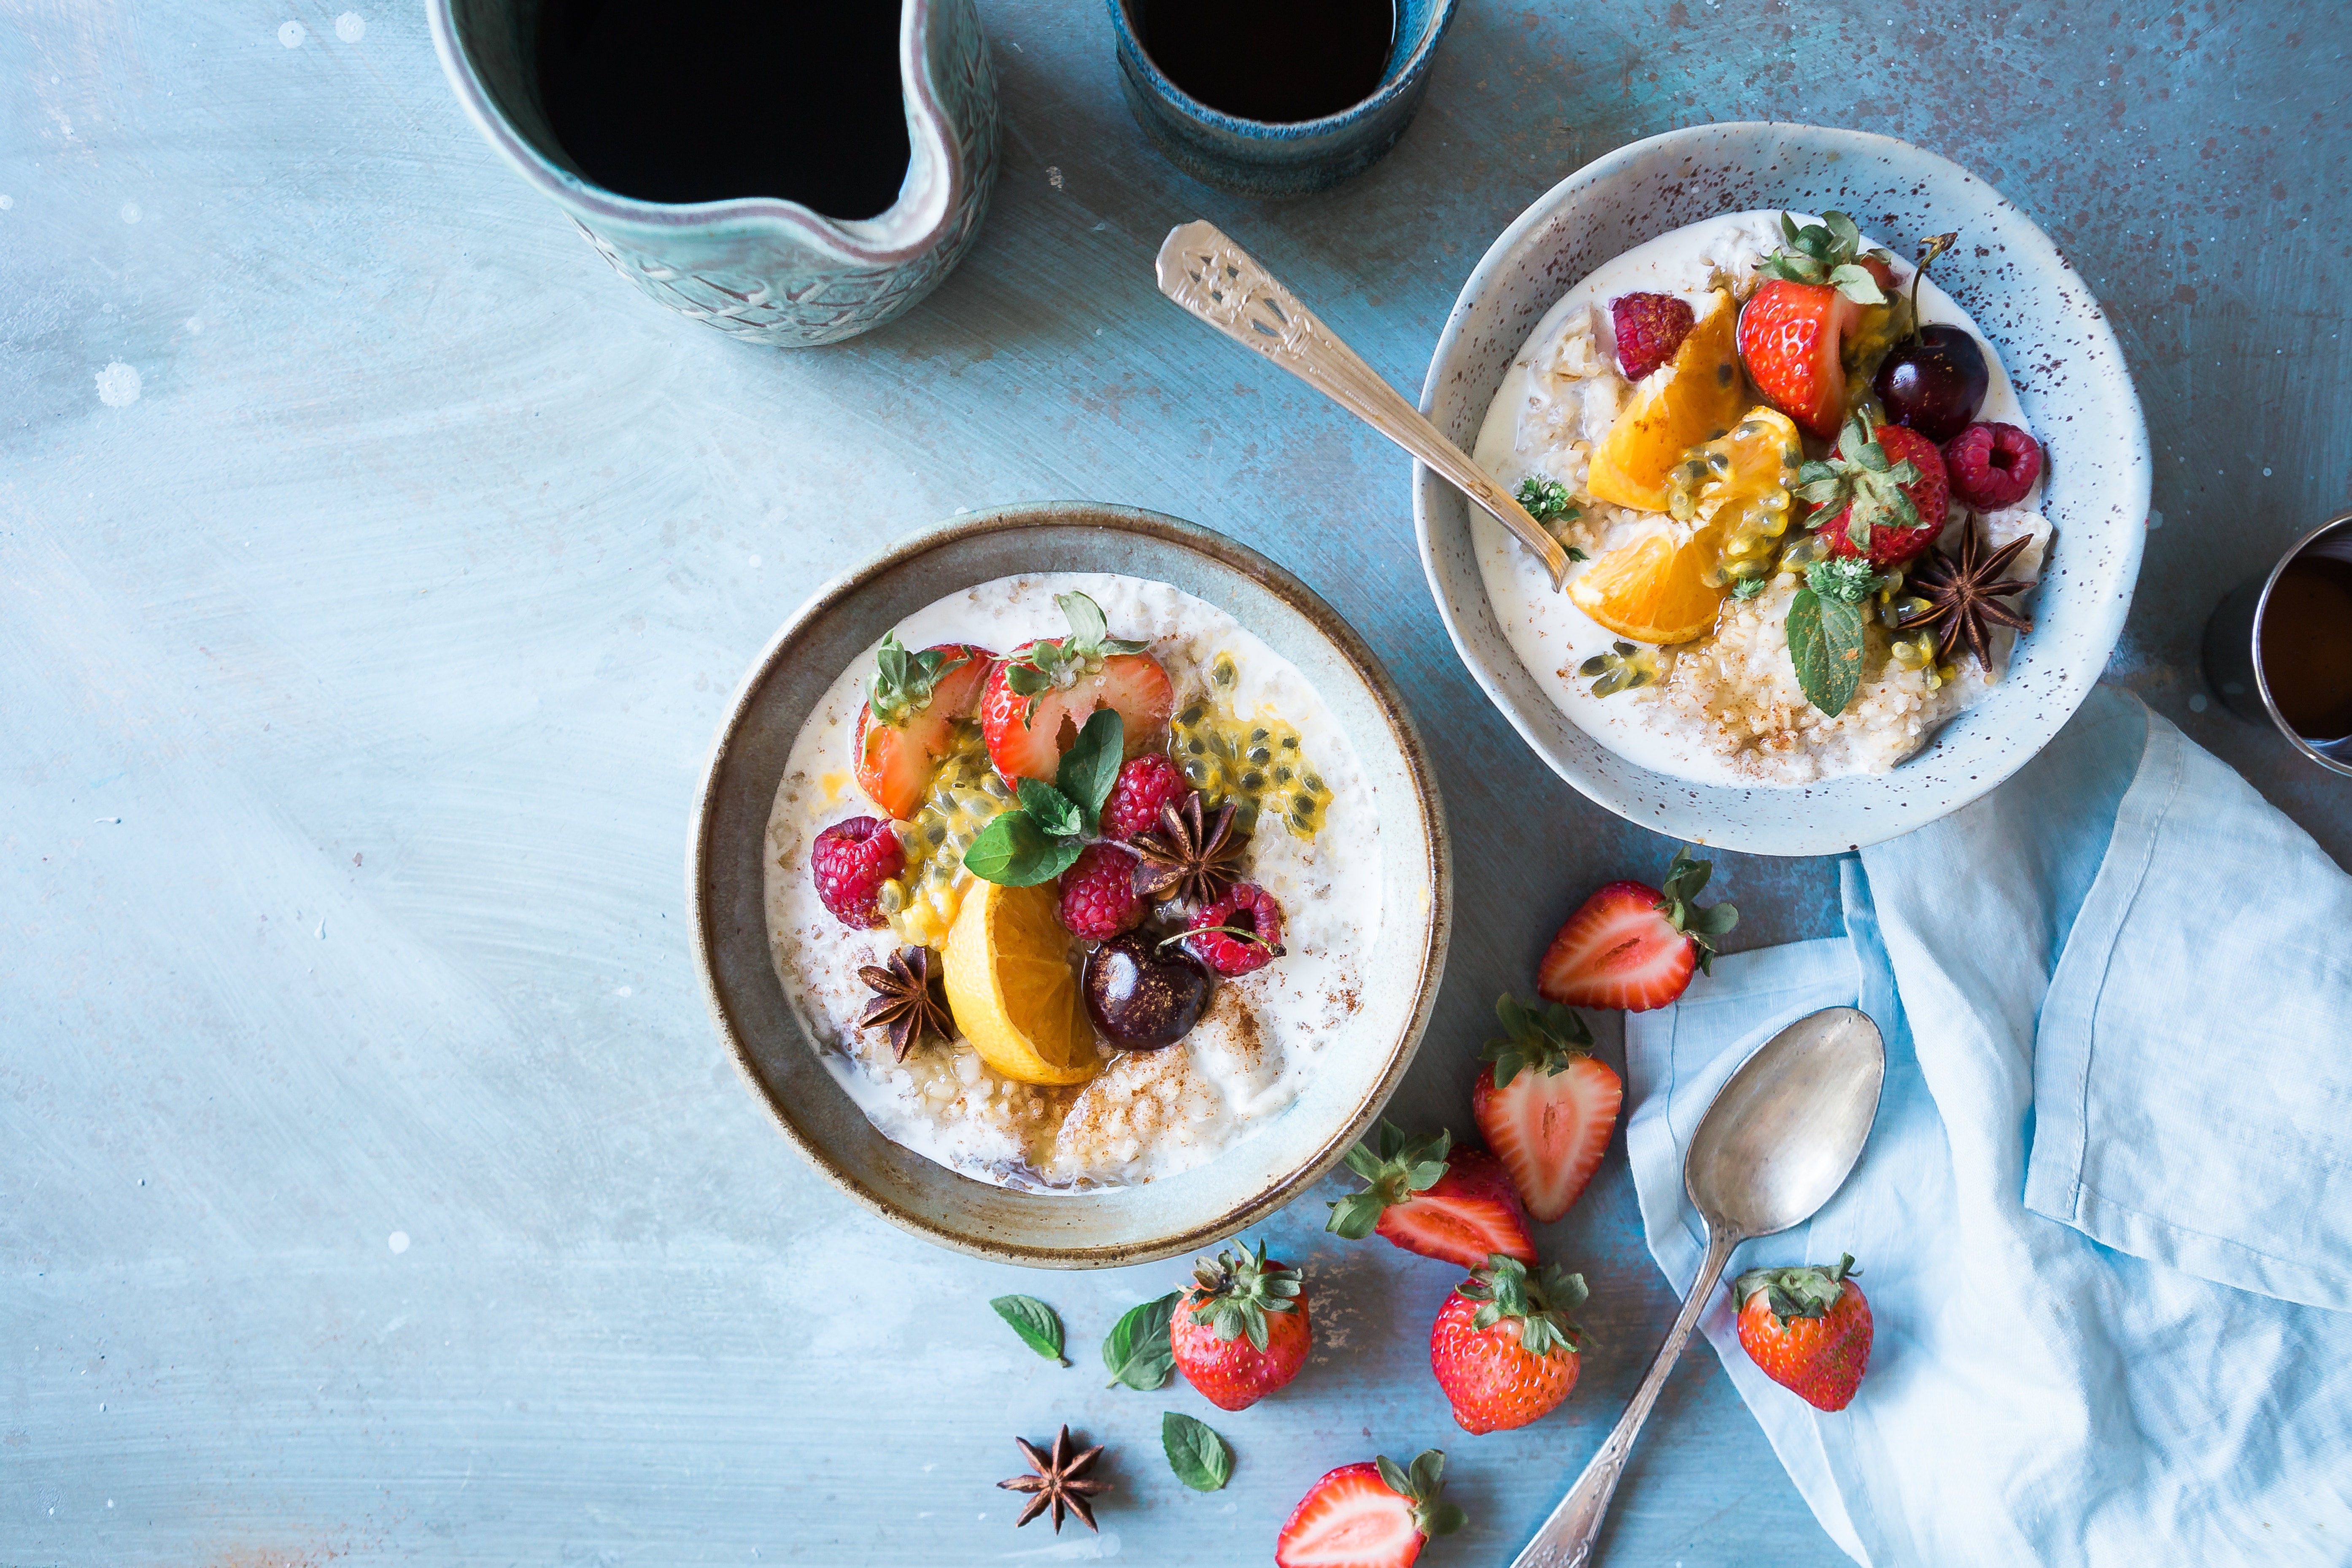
1625, 686, 2352, 1565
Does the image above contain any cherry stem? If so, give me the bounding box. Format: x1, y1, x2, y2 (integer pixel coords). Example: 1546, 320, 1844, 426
1160, 923, 1279, 955
1907, 231, 1959, 341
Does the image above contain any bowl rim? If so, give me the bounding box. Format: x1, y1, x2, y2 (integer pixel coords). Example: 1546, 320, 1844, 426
1412, 121, 2152, 855
686, 501, 1453, 1266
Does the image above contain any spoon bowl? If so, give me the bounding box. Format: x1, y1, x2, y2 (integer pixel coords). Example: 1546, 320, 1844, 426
1686, 1005, 1886, 1239
1511, 1006, 1885, 1567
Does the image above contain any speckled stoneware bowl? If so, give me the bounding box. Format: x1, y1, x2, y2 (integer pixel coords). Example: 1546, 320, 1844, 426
1415, 122, 2152, 855
1108, 0, 1459, 197
430, 0, 997, 346
690, 503, 1450, 1267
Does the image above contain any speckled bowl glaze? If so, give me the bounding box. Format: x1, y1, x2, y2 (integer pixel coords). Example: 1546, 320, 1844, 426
430, 0, 997, 346
1108, 0, 1459, 197
1415, 122, 2151, 856
689, 503, 1450, 1267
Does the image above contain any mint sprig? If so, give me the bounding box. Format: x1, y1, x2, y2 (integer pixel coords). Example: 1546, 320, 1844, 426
963, 709, 1124, 886
1515, 475, 1578, 526
1786, 556, 1882, 718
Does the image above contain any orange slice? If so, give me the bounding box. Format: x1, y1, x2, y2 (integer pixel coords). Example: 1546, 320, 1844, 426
1569, 528, 1728, 646
941, 879, 1101, 1087
1586, 291, 1745, 514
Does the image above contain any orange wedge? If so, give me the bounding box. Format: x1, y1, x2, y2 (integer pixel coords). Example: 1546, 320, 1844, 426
1569, 528, 1728, 646
941, 879, 1101, 1087
1586, 291, 1745, 514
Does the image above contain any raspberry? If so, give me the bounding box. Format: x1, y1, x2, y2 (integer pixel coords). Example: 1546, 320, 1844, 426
1058, 843, 1146, 940
1942, 422, 2043, 510
1103, 754, 1188, 840
1185, 883, 1285, 977
1610, 292, 1696, 381
810, 816, 903, 929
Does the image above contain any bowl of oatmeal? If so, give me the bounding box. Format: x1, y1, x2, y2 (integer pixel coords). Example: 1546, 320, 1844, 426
1414, 123, 2151, 854
690, 502, 1449, 1267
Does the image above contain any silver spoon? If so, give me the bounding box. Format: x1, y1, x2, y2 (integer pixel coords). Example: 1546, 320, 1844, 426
1153, 220, 1570, 589
1512, 1005, 1886, 1568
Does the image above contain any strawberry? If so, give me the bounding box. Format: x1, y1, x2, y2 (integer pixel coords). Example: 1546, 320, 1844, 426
1168, 1239, 1309, 1412
1428, 1255, 1590, 1435
1275, 1450, 1465, 1568
1472, 996, 1621, 1223
1807, 412, 1953, 569
1736, 211, 1896, 439
1326, 1122, 1536, 1271
978, 591, 1173, 784
1536, 845, 1738, 1012
1734, 1253, 1873, 1412
851, 635, 994, 819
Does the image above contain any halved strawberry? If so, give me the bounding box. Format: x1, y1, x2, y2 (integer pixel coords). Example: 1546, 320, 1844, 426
1275, 1451, 1465, 1568
1536, 846, 1738, 1013
1737, 212, 1895, 439
1472, 996, 1621, 1223
850, 636, 994, 819
978, 591, 1173, 783
1327, 1122, 1536, 1270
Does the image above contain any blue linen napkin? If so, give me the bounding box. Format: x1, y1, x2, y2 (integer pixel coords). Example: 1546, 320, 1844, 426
1624, 685, 2352, 1565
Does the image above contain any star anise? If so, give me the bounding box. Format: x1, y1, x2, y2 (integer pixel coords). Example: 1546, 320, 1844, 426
1132, 792, 1246, 906
1899, 512, 2038, 671
996, 1424, 1109, 1533
856, 946, 953, 1062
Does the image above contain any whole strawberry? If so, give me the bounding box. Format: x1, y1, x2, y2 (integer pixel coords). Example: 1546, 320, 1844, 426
1734, 1253, 1873, 1412
1537, 845, 1738, 1012
1275, 1450, 1465, 1568
1429, 1255, 1590, 1435
1057, 842, 1146, 939
1805, 410, 1952, 569
810, 816, 904, 929
1169, 1239, 1310, 1412
1102, 753, 1188, 840
1472, 996, 1621, 1223
1326, 1122, 1536, 1271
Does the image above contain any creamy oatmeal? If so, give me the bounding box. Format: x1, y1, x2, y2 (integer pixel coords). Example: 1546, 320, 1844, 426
1471, 211, 2051, 786
762, 572, 1379, 1191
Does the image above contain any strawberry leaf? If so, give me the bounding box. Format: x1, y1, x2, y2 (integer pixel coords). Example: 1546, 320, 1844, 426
1161, 1411, 1232, 1492
989, 1294, 1069, 1366
868, 634, 971, 729
1787, 586, 1866, 718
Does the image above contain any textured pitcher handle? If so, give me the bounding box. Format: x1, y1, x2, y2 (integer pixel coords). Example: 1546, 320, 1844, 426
1510, 1226, 1744, 1568
1153, 221, 1569, 591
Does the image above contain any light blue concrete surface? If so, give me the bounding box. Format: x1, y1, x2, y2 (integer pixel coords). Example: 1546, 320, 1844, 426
4, 2, 2346, 1564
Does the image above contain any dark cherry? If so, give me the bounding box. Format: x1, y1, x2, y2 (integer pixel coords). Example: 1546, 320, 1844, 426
1083, 933, 1209, 1051
1872, 324, 1989, 444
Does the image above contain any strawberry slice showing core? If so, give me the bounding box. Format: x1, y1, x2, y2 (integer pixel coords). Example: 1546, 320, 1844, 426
1326, 1123, 1536, 1270
1537, 847, 1737, 1014
1474, 996, 1621, 1222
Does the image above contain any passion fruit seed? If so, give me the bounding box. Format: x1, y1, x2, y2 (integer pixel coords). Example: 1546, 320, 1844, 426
1167, 654, 1334, 840
877, 723, 1016, 947
1579, 640, 1660, 698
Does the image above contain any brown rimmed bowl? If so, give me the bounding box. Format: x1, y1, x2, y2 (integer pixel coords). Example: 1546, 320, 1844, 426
688, 502, 1450, 1267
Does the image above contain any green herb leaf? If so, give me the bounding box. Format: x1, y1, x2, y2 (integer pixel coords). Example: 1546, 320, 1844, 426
1827, 263, 1887, 305
1514, 475, 1574, 524
1103, 1291, 1182, 1390
1017, 777, 1082, 840
1055, 708, 1125, 836
1057, 590, 1109, 648
1567, 546, 1590, 562
1160, 1411, 1233, 1492
1732, 576, 1769, 601
1786, 586, 1866, 717
964, 811, 1083, 887
989, 1294, 1069, 1365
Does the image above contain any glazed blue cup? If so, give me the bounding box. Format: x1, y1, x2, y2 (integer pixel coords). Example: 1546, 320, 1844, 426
1109, 0, 1459, 197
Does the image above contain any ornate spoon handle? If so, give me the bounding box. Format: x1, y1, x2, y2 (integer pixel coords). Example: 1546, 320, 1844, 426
1153, 221, 1568, 590
1510, 1226, 1744, 1568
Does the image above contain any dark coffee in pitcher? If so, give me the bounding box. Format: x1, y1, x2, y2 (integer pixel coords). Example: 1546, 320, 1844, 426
1141, 0, 1396, 124
536, 0, 912, 219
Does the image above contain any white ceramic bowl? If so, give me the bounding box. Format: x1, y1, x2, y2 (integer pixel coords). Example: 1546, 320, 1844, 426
1414, 123, 2151, 855
689, 503, 1450, 1267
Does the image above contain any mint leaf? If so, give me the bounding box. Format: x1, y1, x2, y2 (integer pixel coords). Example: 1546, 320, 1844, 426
964, 811, 1082, 887
1161, 1411, 1232, 1492
1104, 1291, 1181, 1390
1055, 709, 1125, 836
1787, 586, 1866, 717
989, 1295, 1068, 1366
1017, 777, 1082, 841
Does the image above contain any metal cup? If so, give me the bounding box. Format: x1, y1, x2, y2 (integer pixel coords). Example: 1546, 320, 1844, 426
2201, 509, 2352, 777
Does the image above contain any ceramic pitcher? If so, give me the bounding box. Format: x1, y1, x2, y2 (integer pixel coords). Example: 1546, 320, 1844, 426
429, 0, 998, 347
